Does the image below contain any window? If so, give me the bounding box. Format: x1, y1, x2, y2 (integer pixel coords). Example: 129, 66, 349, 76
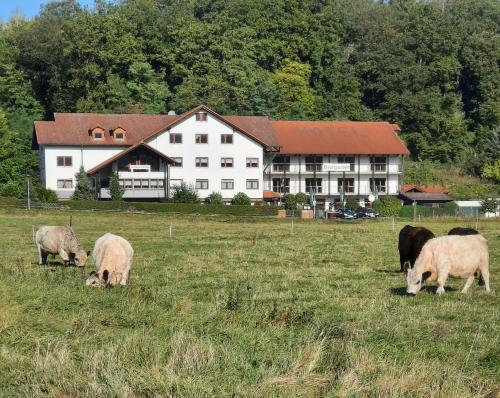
246, 158, 259, 168
370, 156, 387, 172
195, 157, 209, 167
56, 156, 72, 167
221, 179, 234, 190
195, 134, 208, 144
273, 155, 290, 172
57, 179, 73, 189
171, 157, 183, 167
246, 180, 259, 189
220, 158, 233, 168
305, 178, 323, 193
115, 132, 125, 141
170, 179, 182, 188
196, 112, 208, 121
123, 179, 132, 189
221, 134, 233, 144
272, 178, 290, 194
169, 133, 182, 143
195, 179, 209, 190
337, 156, 355, 172
93, 131, 103, 140
305, 155, 322, 172
338, 178, 355, 193
370, 178, 387, 193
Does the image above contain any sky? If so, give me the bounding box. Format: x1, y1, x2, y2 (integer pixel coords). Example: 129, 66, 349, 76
0, 0, 95, 22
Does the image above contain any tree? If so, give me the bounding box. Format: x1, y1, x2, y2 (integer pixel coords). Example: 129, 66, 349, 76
108, 172, 124, 201
373, 196, 402, 217
232, 192, 251, 205
72, 166, 93, 200
480, 198, 499, 214
345, 198, 359, 212
482, 160, 500, 183
282, 193, 297, 210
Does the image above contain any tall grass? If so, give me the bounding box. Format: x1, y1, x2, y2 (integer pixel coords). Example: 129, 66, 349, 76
0, 209, 498, 397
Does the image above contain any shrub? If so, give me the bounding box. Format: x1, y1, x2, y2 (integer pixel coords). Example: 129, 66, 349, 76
205, 191, 223, 205
72, 166, 94, 200
480, 198, 499, 214
282, 193, 297, 210
171, 182, 199, 203
35, 186, 58, 203
443, 201, 458, 215
295, 192, 308, 205
0, 181, 21, 198
345, 198, 359, 211
373, 196, 401, 216
108, 172, 124, 201
232, 192, 251, 205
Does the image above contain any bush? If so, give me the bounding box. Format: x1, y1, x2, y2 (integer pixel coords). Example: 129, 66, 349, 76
295, 192, 308, 205
372, 196, 401, 216
72, 166, 94, 200
35, 186, 58, 203
345, 198, 359, 211
205, 191, 223, 205
0, 181, 21, 198
443, 201, 458, 215
232, 192, 251, 205
171, 182, 199, 203
109, 172, 124, 201
480, 198, 499, 214
282, 193, 297, 210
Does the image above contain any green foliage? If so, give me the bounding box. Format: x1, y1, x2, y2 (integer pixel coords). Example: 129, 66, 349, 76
345, 198, 359, 212
34, 186, 58, 203
232, 192, 251, 206
480, 198, 499, 214
205, 191, 223, 205
482, 160, 500, 183
171, 182, 199, 203
108, 172, 124, 201
372, 196, 402, 217
0, 181, 22, 198
443, 201, 459, 215
294, 192, 308, 205
72, 166, 94, 200
448, 183, 499, 200
282, 194, 297, 210
403, 160, 441, 186
399, 205, 457, 218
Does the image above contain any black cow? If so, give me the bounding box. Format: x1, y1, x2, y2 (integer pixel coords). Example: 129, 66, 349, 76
448, 227, 479, 236
398, 225, 435, 272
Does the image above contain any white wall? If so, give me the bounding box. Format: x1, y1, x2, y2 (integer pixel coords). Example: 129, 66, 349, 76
44, 146, 125, 198
146, 113, 264, 199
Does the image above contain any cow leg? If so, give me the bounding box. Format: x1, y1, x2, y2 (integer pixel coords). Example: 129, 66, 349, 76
58, 249, 70, 265
399, 255, 406, 272
436, 271, 448, 295
41, 251, 48, 265
36, 243, 43, 265
478, 265, 490, 293
461, 274, 475, 294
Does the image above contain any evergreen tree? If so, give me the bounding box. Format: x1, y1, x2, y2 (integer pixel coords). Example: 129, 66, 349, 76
109, 172, 124, 201
72, 166, 93, 200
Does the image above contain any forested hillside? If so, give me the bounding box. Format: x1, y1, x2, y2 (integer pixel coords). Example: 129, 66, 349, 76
0, 0, 498, 197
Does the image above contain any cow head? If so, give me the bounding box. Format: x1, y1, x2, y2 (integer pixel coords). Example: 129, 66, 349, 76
73, 249, 90, 267
86, 271, 102, 287
406, 267, 423, 296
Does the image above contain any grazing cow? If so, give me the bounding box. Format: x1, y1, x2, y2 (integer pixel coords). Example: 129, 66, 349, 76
35, 226, 89, 266
406, 235, 490, 296
398, 225, 435, 272
86, 233, 133, 287
448, 227, 479, 236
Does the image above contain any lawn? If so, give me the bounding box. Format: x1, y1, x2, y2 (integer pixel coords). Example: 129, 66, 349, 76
0, 208, 498, 397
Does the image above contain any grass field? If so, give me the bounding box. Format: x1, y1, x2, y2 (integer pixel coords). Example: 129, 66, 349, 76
0, 208, 498, 397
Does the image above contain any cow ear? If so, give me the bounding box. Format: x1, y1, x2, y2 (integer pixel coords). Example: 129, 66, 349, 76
102, 270, 109, 282
86, 250, 91, 256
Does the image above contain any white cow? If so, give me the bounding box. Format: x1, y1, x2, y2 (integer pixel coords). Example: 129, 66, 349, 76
35, 226, 88, 266
86, 233, 133, 287
407, 234, 490, 295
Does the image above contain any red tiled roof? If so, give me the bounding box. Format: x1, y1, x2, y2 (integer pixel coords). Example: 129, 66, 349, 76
33, 106, 409, 155
263, 190, 281, 200
399, 192, 452, 202
401, 184, 448, 194
269, 121, 409, 155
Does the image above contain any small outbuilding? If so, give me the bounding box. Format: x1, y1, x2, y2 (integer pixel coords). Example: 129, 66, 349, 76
398, 184, 453, 208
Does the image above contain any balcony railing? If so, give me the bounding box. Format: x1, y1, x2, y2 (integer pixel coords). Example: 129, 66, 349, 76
269, 162, 400, 174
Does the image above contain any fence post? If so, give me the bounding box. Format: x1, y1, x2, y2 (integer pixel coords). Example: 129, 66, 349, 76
291, 219, 294, 235
169, 223, 172, 238
69, 216, 73, 227
392, 216, 395, 232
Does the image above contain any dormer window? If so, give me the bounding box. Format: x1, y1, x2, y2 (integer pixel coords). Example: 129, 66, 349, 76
111, 127, 126, 142
196, 112, 207, 122
89, 127, 105, 141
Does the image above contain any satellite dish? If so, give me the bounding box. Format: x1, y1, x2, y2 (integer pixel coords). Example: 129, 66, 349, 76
368, 194, 375, 202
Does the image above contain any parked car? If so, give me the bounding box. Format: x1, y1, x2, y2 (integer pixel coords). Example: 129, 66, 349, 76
356, 207, 379, 218
336, 208, 357, 219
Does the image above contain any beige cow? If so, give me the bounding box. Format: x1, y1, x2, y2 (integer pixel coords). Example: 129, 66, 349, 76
407, 234, 490, 296
35, 226, 89, 266
86, 233, 133, 287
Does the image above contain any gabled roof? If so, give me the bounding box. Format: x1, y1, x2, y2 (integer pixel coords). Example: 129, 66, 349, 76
399, 192, 452, 202
86, 142, 176, 174
401, 184, 448, 194
269, 121, 409, 155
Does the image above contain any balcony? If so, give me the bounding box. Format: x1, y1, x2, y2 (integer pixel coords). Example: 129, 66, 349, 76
268, 162, 401, 174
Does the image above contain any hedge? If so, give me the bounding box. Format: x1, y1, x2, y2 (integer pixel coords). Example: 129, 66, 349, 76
19, 199, 278, 216
0, 196, 17, 206
398, 205, 456, 218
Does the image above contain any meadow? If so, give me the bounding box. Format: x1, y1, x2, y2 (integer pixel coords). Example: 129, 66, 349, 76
0, 208, 498, 397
